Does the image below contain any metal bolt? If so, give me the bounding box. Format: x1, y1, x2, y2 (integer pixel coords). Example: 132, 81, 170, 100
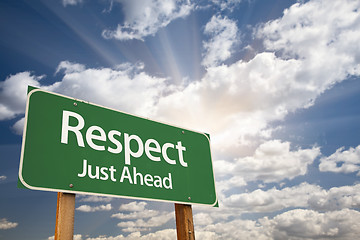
73, 102, 77, 106
69, 184, 74, 188
182, 130, 185, 134
188, 231, 192, 234
188, 197, 191, 200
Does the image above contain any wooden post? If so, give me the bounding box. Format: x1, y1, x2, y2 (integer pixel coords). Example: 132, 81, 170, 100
175, 203, 195, 240
55, 192, 76, 240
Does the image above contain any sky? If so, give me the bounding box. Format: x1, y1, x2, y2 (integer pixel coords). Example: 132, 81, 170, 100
1, 0, 360, 239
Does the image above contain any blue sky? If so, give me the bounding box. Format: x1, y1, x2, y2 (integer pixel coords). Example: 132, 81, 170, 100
1, 0, 360, 239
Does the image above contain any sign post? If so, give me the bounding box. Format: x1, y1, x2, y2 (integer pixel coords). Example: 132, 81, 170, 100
175, 203, 195, 240
55, 192, 75, 240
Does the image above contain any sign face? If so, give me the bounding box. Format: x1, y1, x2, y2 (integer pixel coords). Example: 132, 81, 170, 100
19, 88, 217, 206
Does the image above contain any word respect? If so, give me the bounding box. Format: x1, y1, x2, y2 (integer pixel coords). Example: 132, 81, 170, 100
60, 110, 188, 167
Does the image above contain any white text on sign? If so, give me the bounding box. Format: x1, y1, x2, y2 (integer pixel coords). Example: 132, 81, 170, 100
60, 110, 188, 167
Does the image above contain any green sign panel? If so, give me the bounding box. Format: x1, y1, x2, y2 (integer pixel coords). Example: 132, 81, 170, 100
19, 88, 217, 206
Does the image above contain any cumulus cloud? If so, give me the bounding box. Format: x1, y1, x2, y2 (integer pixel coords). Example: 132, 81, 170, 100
215, 140, 320, 185
48, 234, 82, 240
55, 61, 86, 74
256, 0, 360, 80
151, 0, 360, 160
11, 117, 25, 135
223, 182, 360, 213
266, 208, 360, 240
211, 0, 243, 11
234, 140, 320, 183
112, 209, 159, 220
76, 204, 112, 212
319, 145, 360, 175
193, 182, 360, 231
118, 201, 147, 212
224, 182, 320, 212
307, 184, 360, 211
47, 61, 167, 117
197, 208, 360, 240
113, 201, 174, 233
62, 0, 83, 7
79, 229, 175, 240
117, 212, 174, 232
50, 208, 360, 240
202, 15, 239, 67
0, 72, 41, 120
102, 0, 193, 41
0, 218, 18, 230
0, 61, 167, 135
77, 195, 113, 203
216, 175, 247, 195
193, 212, 214, 226
199, 218, 269, 240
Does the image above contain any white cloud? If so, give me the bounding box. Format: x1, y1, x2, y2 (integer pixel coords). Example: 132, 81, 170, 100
118, 201, 147, 212
197, 208, 360, 240
319, 145, 360, 175
113, 201, 173, 233
48, 234, 83, 240
133, 229, 175, 240
234, 140, 320, 183
224, 182, 320, 212
102, 0, 193, 41
50, 208, 360, 240
112, 209, 159, 220
117, 212, 174, 232
256, 0, 360, 79
202, 15, 239, 67
11, 117, 25, 135
77, 195, 113, 203
47, 61, 167, 117
193, 182, 360, 229
0, 72, 41, 120
62, 0, 83, 7
0, 61, 167, 136
307, 184, 360, 211
148, 0, 360, 161
216, 175, 247, 195
266, 209, 360, 240
76, 203, 112, 212
55, 61, 86, 74
222, 183, 360, 214
216, 140, 320, 185
211, 0, 242, 11
153, 52, 304, 152
193, 212, 214, 226
83, 229, 176, 240
199, 218, 269, 240
0, 218, 18, 230
0, 175, 6, 181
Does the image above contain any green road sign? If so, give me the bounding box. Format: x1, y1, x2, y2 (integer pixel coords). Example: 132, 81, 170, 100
19, 88, 217, 206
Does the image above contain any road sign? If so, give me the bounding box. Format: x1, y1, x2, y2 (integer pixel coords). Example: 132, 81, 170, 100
19, 88, 217, 206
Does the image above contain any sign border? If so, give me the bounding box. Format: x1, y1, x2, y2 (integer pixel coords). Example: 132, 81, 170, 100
19, 88, 218, 207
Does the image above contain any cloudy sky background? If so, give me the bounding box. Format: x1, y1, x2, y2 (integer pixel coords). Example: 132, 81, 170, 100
1, 0, 360, 239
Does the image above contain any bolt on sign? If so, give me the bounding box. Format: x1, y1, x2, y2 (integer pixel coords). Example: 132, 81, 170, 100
19, 88, 217, 206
